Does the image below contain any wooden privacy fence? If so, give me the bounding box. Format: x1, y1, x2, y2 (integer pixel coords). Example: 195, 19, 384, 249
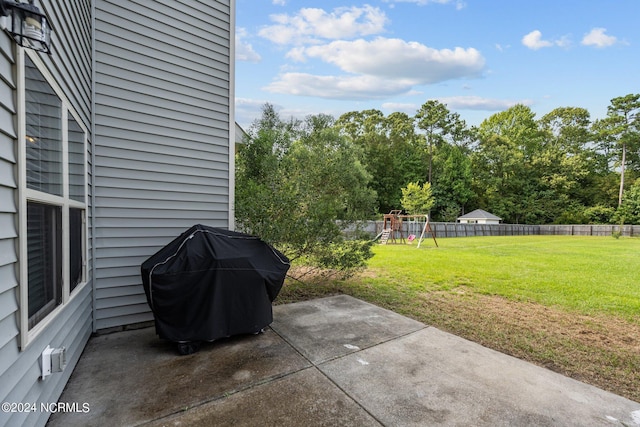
367, 222, 640, 238
429, 223, 539, 237
538, 224, 640, 237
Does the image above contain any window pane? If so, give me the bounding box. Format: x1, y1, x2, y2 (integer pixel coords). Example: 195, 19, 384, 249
25, 56, 62, 196
70, 208, 84, 291
68, 115, 85, 202
27, 202, 62, 329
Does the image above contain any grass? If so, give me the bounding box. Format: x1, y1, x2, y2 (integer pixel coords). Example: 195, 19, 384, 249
278, 235, 640, 402
367, 235, 640, 320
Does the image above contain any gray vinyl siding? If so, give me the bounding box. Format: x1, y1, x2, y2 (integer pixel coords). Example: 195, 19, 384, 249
93, 0, 233, 330
0, 287, 92, 427
0, 32, 19, 427
39, 0, 92, 126
0, 1, 93, 426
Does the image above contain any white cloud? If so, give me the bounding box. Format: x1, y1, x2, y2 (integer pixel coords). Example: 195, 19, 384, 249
437, 96, 533, 111
289, 37, 485, 84
266, 37, 485, 100
522, 30, 552, 50
581, 28, 617, 48
258, 5, 388, 45
383, 96, 532, 114
381, 102, 420, 115
257, 7, 484, 101
522, 30, 569, 50
556, 35, 571, 48
272, 0, 286, 5
263, 73, 415, 99
236, 97, 269, 109
236, 28, 261, 62
384, 96, 533, 114
383, 0, 466, 9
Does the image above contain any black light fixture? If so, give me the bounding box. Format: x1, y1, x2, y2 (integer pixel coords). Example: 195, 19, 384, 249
0, 0, 52, 54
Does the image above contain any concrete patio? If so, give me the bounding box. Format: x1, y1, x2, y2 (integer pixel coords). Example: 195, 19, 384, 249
47, 295, 640, 426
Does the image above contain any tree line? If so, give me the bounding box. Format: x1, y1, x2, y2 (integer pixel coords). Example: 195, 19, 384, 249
335, 94, 640, 225
235, 96, 639, 275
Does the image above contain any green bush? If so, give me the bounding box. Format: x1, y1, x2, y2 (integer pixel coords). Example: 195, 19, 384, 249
235, 105, 376, 279
614, 179, 640, 225
583, 205, 616, 224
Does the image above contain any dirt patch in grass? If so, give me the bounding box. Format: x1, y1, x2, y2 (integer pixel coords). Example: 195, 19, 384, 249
449, 292, 640, 353
276, 276, 640, 403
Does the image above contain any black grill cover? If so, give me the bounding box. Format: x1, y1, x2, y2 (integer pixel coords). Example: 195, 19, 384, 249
141, 225, 290, 343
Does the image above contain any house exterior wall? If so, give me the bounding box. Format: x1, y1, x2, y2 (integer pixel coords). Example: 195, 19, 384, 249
1, 0, 234, 424
93, 0, 234, 330
480, 219, 500, 225
0, 1, 93, 426
459, 218, 500, 225
457, 210, 502, 225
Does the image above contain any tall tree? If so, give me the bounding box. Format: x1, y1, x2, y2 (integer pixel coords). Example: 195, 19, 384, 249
415, 100, 453, 183
431, 143, 473, 220
536, 107, 599, 221
597, 94, 640, 207
539, 107, 592, 152
335, 109, 385, 141
473, 105, 542, 223
384, 111, 428, 204
471, 134, 526, 222
336, 110, 425, 213
478, 104, 542, 159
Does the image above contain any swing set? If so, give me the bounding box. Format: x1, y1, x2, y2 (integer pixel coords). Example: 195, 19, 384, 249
379, 210, 438, 248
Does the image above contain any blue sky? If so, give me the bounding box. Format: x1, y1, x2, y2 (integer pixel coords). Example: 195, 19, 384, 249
235, 0, 639, 130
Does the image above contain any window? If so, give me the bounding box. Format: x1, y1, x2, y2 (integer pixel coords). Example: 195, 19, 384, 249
27, 203, 62, 326
20, 52, 87, 341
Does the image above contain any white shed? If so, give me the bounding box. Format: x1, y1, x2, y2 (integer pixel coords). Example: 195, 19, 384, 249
457, 209, 502, 224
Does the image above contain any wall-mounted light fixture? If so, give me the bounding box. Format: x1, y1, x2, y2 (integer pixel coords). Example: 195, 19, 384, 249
0, 0, 52, 54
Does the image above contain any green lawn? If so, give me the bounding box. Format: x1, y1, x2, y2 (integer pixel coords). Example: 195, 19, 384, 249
365, 235, 640, 321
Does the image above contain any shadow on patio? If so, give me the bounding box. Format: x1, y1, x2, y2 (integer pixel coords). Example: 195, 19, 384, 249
47, 295, 640, 426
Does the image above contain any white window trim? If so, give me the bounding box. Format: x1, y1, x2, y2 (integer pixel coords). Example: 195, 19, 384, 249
18, 49, 90, 350
228, 3, 236, 231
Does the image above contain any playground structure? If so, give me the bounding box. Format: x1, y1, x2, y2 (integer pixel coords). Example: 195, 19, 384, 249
379, 210, 438, 248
